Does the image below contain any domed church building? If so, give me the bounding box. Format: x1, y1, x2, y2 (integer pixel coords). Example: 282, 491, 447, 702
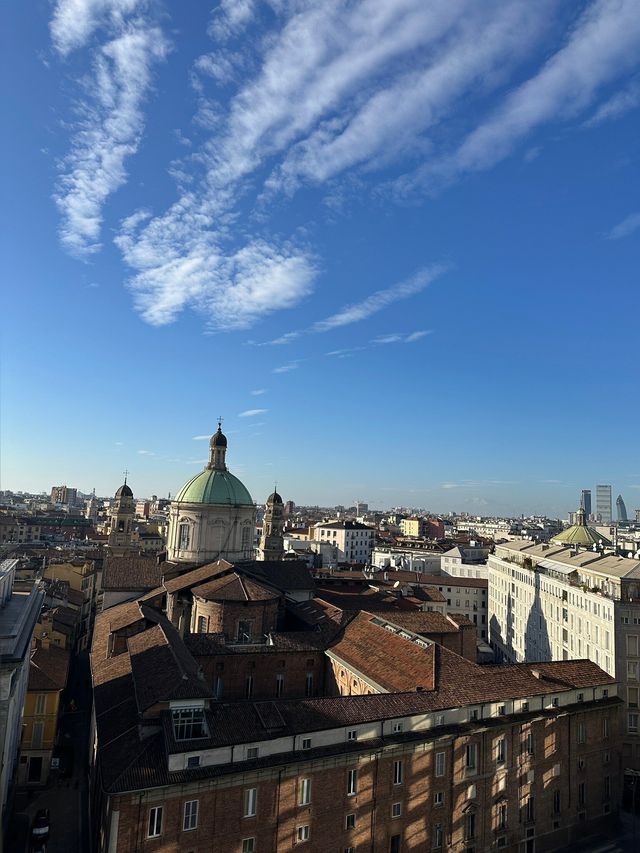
166, 421, 257, 566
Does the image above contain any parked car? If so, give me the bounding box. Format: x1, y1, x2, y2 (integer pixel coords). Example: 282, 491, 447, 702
31, 808, 50, 842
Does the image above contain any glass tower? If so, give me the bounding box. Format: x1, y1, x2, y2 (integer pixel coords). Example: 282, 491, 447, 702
596, 484, 612, 524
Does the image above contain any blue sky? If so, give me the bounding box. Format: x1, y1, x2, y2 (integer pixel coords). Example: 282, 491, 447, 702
1, 0, 639, 517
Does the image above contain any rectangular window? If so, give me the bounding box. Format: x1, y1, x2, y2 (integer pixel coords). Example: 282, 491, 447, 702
465, 811, 476, 839
298, 778, 311, 806
498, 802, 507, 829
578, 782, 585, 807
392, 802, 402, 818
246, 746, 259, 759
245, 675, 254, 700
553, 790, 561, 815
433, 824, 443, 848
347, 769, 358, 796
197, 615, 208, 633
242, 839, 255, 853
244, 788, 257, 817
390, 835, 401, 853
345, 813, 356, 829
393, 759, 404, 785
187, 755, 200, 768
392, 721, 403, 733
305, 673, 314, 698
31, 721, 44, 749
35, 694, 47, 715
302, 737, 312, 750
434, 791, 444, 806
275, 673, 284, 698
629, 713, 639, 733
172, 707, 207, 741
183, 800, 198, 831
465, 743, 477, 770
525, 796, 535, 822
435, 751, 445, 777
496, 739, 506, 765
602, 716, 609, 738
296, 825, 310, 843
148, 806, 162, 838
347, 729, 358, 741
577, 722, 586, 744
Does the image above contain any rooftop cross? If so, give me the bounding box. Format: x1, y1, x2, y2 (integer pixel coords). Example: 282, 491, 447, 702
123, 469, 129, 484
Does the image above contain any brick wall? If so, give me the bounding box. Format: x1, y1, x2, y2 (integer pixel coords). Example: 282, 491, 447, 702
104, 701, 621, 853
194, 648, 325, 701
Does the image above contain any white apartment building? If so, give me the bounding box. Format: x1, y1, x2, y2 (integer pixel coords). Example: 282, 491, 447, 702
441, 544, 489, 579
489, 538, 640, 770
371, 543, 442, 574
313, 520, 374, 564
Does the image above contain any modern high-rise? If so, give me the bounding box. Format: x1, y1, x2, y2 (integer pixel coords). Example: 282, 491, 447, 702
580, 488, 592, 518
596, 484, 612, 524
617, 494, 628, 523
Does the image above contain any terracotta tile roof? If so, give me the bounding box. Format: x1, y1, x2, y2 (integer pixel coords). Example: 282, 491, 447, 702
128, 623, 212, 712
29, 643, 70, 691
162, 560, 234, 594
185, 630, 326, 657
328, 612, 436, 692
370, 611, 470, 635
191, 572, 279, 602
245, 560, 316, 591
102, 555, 164, 591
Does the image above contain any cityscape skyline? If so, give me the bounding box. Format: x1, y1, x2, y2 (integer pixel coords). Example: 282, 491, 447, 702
2, 1, 639, 520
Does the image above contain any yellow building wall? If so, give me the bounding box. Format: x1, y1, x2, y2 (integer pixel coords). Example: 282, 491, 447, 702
400, 518, 421, 537
19, 689, 63, 785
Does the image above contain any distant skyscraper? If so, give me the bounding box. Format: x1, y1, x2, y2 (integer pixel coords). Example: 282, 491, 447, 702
580, 489, 592, 519
596, 484, 612, 524
616, 494, 628, 523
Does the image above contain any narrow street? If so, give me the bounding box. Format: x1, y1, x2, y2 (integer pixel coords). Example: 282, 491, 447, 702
7, 651, 91, 853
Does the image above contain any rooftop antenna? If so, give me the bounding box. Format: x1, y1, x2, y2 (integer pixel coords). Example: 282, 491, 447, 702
123, 469, 129, 485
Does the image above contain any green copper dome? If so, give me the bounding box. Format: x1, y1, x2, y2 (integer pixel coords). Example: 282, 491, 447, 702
174, 468, 254, 506
550, 507, 612, 547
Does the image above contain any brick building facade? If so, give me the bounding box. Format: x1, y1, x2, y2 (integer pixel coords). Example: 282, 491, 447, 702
90, 580, 622, 853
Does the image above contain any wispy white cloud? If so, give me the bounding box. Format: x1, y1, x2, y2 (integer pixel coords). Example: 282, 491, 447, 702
50, 0, 144, 56
606, 212, 640, 240
313, 266, 444, 332
372, 330, 431, 345
208, 0, 256, 42
272, 362, 300, 374
137, 449, 154, 455
192, 435, 210, 440
239, 408, 268, 417
52, 0, 640, 332
585, 76, 640, 126
250, 388, 267, 395
55, 25, 168, 255
395, 0, 640, 194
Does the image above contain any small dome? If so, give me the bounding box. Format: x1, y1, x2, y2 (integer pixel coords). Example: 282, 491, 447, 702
115, 483, 133, 498
267, 491, 283, 504
210, 426, 227, 448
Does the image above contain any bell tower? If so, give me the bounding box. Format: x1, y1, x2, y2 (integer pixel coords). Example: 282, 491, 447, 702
259, 489, 285, 561
108, 472, 135, 555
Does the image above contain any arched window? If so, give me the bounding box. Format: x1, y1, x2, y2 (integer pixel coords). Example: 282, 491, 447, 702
179, 523, 190, 550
